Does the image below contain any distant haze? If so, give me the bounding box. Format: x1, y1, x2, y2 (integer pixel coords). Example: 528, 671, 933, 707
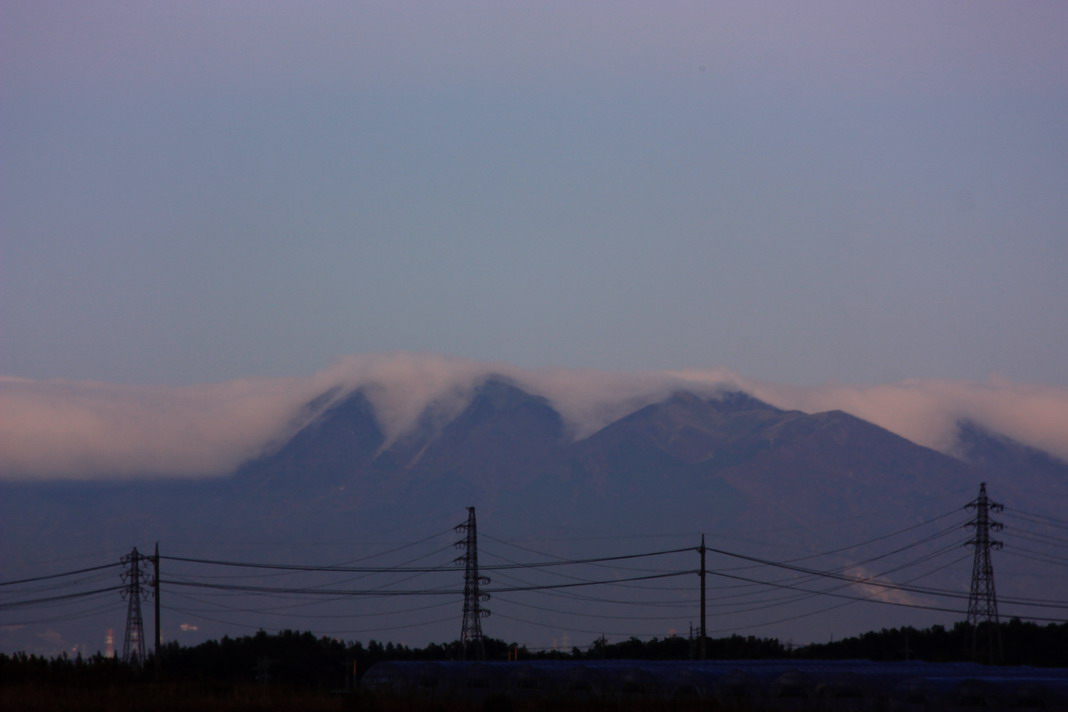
1, 353, 1065, 480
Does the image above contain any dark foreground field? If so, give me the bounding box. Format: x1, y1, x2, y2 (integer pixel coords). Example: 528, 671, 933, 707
1, 682, 344, 712
0, 682, 718, 712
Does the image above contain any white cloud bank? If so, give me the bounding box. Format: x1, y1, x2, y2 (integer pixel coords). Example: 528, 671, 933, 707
670, 371, 1068, 464
1, 354, 1066, 480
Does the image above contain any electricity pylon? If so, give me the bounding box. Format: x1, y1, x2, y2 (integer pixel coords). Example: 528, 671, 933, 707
965, 482, 1003, 663
455, 506, 490, 660
121, 547, 149, 666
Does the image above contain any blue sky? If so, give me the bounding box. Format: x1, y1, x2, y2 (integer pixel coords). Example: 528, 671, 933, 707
2, 1, 1067, 388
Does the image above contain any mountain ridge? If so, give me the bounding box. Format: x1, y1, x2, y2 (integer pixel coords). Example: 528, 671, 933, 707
2, 376, 1063, 655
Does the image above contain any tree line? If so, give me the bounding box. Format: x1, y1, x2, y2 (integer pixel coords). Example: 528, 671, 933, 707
4, 619, 1068, 691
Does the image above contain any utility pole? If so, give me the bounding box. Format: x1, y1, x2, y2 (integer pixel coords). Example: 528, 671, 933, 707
153, 543, 161, 679
455, 507, 489, 660
121, 548, 148, 666
966, 482, 1004, 663
698, 534, 707, 660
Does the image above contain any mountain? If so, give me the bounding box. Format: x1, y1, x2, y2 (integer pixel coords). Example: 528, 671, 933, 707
1, 377, 1061, 656
955, 419, 1068, 498
205, 379, 979, 545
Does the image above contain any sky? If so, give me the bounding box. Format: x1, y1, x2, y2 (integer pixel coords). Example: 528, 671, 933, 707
2, 4, 1067, 657
1, 2, 1067, 477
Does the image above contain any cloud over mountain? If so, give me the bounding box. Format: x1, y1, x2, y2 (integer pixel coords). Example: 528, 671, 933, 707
1, 354, 1066, 480
741, 377, 1068, 464
0, 376, 313, 479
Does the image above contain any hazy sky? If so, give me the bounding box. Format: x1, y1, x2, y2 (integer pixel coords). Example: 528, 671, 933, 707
2, 1, 1067, 388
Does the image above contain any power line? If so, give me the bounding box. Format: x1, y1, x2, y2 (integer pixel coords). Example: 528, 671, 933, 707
1005, 507, 1068, 530
707, 555, 974, 634
158, 570, 695, 598
8, 495, 1068, 650
0, 561, 121, 587
159, 546, 694, 574
705, 542, 970, 613
166, 589, 457, 619
486, 566, 698, 607
704, 543, 1068, 610
0, 585, 125, 610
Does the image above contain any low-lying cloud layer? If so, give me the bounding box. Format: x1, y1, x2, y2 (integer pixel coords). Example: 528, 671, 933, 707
2, 354, 1066, 480
670, 370, 1068, 464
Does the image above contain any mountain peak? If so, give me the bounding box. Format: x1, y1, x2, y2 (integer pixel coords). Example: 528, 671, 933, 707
468, 375, 552, 412
6, 372, 1068, 654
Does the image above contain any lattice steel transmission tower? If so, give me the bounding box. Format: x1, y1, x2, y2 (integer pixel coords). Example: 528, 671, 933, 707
121, 547, 150, 666
455, 506, 490, 660
965, 482, 1004, 663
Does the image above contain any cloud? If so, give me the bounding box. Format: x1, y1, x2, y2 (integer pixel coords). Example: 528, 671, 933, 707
668, 370, 1068, 463
0, 375, 322, 479
315, 353, 504, 444
314, 353, 733, 443
845, 566, 922, 607
757, 378, 1068, 463
2, 354, 1066, 480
